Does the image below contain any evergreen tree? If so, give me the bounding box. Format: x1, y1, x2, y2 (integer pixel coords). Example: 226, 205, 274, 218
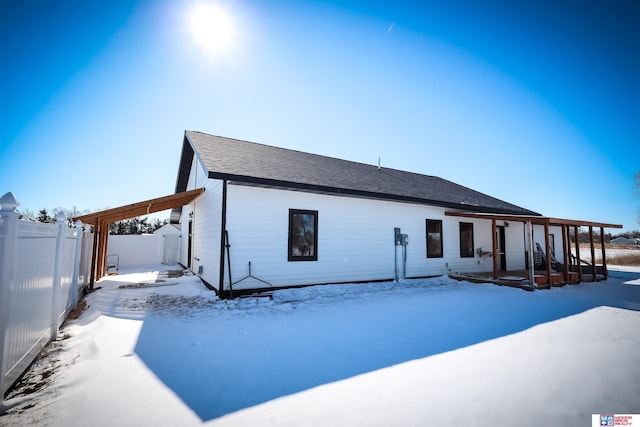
107, 216, 165, 235
37, 208, 53, 223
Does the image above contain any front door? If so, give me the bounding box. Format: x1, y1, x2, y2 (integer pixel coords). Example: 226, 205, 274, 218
496, 226, 507, 271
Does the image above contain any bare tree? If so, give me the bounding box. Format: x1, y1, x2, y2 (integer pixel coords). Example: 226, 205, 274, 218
18, 208, 36, 221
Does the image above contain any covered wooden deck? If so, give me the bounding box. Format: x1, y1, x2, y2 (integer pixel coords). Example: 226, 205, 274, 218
444, 211, 622, 289
449, 268, 607, 292
74, 188, 205, 288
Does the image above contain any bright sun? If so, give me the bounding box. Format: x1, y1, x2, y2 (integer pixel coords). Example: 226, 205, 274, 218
189, 2, 235, 54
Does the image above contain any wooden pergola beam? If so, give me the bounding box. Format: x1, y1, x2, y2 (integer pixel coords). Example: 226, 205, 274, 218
75, 188, 205, 288
74, 188, 205, 226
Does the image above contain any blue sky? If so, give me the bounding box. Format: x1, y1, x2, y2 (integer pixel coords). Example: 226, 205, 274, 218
1, 0, 638, 231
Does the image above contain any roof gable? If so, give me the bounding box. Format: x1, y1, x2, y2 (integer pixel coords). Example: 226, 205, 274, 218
178, 130, 539, 216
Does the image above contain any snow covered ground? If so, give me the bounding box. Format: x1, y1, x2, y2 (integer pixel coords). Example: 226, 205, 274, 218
572, 246, 640, 262
1, 266, 639, 427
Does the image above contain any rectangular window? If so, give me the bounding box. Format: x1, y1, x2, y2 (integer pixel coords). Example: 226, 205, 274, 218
288, 209, 318, 261
426, 219, 443, 258
459, 222, 474, 258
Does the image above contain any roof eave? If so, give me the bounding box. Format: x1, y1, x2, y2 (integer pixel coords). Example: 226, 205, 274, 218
214, 172, 538, 216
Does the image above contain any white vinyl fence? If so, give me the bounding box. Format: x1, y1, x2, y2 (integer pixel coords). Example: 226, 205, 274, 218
107, 233, 181, 270
0, 192, 92, 398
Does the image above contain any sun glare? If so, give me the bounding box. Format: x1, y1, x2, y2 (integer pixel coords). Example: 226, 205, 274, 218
189, 2, 235, 54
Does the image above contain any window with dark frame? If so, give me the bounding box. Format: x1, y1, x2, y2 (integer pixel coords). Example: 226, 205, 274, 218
288, 209, 318, 261
459, 222, 474, 258
426, 219, 443, 258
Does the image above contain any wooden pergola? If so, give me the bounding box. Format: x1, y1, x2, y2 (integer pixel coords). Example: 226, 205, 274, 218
74, 188, 205, 288
444, 211, 623, 286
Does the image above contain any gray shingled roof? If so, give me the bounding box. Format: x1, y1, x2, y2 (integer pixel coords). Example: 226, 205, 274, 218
181, 130, 539, 216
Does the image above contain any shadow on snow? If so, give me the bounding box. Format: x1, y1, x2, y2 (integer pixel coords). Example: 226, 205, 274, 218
133, 271, 640, 421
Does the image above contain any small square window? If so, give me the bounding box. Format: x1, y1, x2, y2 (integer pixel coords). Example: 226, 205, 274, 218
288, 209, 318, 261
426, 219, 443, 258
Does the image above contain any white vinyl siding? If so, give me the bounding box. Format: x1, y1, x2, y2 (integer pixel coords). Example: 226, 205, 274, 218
504, 222, 526, 270
442, 217, 487, 273
221, 185, 504, 291
549, 225, 563, 263
180, 157, 224, 287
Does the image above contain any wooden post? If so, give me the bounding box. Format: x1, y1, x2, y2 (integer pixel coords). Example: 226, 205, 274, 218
600, 226, 607, 279
573, 225, 582, 282
544, 221, 551, 285
98, 221, 104, 278
589, 226, 596, 281
527, 221, 535, 288
96, 220, 103, 278
89, 222, 99, 290
98, 219, 109, 278
492, 219, 498, 280
561, 224, 569, 282
574, 225, 581, 283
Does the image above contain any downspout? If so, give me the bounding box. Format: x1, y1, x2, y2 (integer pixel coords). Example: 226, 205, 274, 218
402, 241, 407, 280
225, 230, 233, 299
394, 228, 398, 282
218, 180, 228, 297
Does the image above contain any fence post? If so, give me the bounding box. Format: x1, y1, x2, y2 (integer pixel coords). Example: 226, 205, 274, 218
70, 220, 84, 310
50, 212, 67, 341
0, 192, 20, 398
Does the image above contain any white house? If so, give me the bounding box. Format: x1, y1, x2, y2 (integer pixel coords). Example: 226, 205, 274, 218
610, 237, 640, 245
168, 131, 621, 298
